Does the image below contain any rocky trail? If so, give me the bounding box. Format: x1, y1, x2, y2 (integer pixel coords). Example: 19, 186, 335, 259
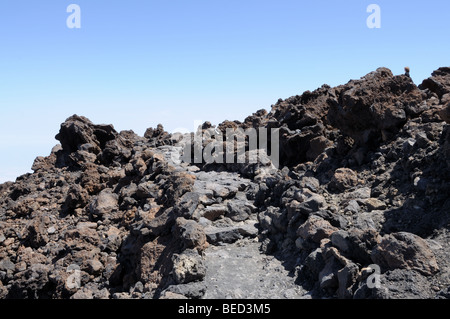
161, 147, 306, 299
202, 239, 307, 299
157, 145, 304, 299
1, 67, 450, 299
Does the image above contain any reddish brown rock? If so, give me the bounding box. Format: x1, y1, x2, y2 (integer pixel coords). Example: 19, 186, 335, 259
297, 215, 338, 244
328, 68, 424, 144
55, 115, 118, 154
371, 232, 439, 276
419, 67, 450, 98
330, 168, 359, 192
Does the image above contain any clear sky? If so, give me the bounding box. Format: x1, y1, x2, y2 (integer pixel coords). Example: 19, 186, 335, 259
0, 0, 449, 183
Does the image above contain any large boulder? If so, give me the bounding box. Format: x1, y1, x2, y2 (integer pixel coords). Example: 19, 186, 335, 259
371, 232, 439, 276
419, 67, 450, 98
297, 215, 338, 244
329, 168, 359, 192
55, 115, 118, 154
89, 188, 119, 220
174, 217, 208, 251
172, 250, 206, 284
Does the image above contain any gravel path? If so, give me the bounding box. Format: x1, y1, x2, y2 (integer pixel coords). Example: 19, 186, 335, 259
158, 145, 310, 299
202, 238, 309, 299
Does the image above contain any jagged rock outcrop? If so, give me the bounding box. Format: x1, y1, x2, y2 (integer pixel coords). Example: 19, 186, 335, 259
328, 68, 424, 145
1, 66, 450, 299
420, 67, 450, 98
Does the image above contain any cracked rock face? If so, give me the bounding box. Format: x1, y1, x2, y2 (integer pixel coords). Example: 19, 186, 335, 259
1, 67, 450, 299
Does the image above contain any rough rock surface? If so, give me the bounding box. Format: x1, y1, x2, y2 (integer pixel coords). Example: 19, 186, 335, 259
1, 67, 450, 299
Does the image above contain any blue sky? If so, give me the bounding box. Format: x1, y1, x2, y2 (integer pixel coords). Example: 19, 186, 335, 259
0, 0, 449, 182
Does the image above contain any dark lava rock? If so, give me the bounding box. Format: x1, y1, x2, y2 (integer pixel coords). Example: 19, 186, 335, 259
1, 66, 450, 300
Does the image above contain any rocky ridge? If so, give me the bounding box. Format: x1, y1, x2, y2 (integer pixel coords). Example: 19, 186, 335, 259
1, 67, 450, 299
